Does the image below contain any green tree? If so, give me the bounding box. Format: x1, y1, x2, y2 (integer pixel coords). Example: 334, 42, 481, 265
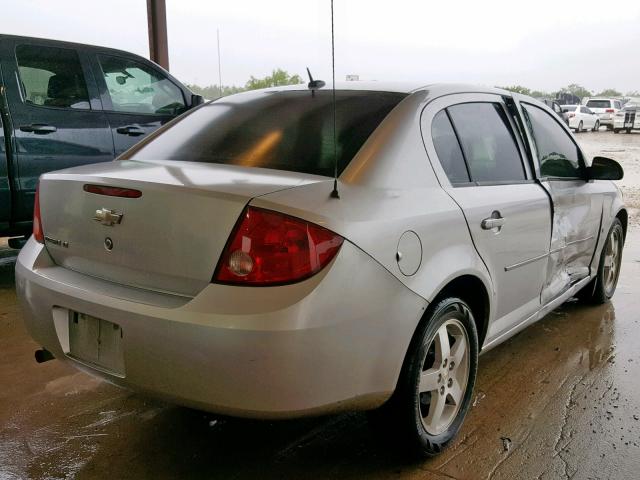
625, 90, 640, 97
186, 83, 245, 100
530, 90, 552, 99
245, 69, 303, 90
558, 83, 592, 99
497, 85, 531, 95
596, 88, 622, 97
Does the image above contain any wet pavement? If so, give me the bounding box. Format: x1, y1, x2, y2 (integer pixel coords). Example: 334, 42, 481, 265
1, 131, 640, 479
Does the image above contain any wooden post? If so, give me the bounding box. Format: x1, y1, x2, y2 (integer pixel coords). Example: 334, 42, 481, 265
146, 0, 169, 70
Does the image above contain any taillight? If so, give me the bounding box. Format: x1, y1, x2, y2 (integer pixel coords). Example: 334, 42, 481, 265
606, 109, 615, 113
33, 183, 44, 244
213, 206, 344, 286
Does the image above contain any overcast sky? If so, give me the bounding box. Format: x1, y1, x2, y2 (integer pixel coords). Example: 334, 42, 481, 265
5, 0, 640, 93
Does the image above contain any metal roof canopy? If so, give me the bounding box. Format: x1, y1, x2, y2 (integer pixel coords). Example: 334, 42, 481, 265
147, 0, 169, 70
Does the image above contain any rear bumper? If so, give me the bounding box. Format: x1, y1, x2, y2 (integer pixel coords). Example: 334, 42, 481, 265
598, 115, 613, 125
16, 238, 426, 419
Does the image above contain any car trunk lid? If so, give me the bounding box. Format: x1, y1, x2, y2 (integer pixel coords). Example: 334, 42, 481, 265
38, 160, 328, 296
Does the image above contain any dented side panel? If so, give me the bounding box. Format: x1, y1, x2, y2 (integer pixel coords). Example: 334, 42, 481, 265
540, 180, 603, 304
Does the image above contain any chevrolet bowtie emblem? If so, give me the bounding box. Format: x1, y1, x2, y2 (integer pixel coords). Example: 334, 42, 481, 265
93, 208, 123, 226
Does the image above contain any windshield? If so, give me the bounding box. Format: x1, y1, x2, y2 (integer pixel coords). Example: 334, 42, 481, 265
127, 89, 407, 177
586, 100, 612, 109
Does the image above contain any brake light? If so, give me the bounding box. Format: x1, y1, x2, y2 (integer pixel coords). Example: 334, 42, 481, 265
84, 184, 142, 198
33, 183, 44, 244
606, 109, 615, 113
213, 206, 344, 286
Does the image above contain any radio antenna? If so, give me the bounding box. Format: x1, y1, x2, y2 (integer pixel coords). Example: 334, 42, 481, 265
329, 0, 339, 199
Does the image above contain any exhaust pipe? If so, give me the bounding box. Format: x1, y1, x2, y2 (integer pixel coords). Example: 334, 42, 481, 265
35, 348, 55, 363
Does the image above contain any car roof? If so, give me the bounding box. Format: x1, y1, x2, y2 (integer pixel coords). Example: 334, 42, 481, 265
240, 81, 509, 97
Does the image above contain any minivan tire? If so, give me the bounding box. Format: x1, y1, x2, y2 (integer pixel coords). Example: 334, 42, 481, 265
370, 297, 478, 457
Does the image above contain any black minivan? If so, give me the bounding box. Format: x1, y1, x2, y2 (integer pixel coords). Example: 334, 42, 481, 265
0, 35, 203, 240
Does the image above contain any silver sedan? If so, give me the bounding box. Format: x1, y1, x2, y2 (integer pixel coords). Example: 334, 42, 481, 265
16, 83, 626, 457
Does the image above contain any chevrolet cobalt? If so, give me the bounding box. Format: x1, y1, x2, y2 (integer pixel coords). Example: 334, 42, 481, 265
16, 83, 626, 456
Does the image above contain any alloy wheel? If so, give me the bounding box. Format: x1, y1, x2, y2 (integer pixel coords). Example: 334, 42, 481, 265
417, 318, 470, 435
603, 226, 622, 296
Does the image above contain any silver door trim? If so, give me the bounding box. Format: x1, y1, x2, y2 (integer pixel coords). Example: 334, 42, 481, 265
504, 237, 593, 272
504, 246, 563, 272
565, 235, 595, 247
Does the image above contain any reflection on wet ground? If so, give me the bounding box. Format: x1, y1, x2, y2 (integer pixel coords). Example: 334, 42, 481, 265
1, 231, 639, 480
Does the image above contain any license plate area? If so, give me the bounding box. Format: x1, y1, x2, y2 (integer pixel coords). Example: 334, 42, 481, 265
69, 312, 125, 376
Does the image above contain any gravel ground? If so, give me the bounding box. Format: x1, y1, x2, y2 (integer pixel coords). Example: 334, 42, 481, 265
577, 129, 640, 226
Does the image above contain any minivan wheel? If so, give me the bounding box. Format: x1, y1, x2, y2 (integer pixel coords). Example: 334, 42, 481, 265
371, 297, 478, 457
575, 121, 583, 133
577, 219, 624, 304
592, 121, 600, 132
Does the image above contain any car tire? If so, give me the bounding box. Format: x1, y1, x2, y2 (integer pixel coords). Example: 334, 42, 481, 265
614, 129, 620, 134
370, 297, 478, 457
577, 218, 624, 305
592, 121, 599, 132
626, 128, 632, 134
607, 125, 613, 131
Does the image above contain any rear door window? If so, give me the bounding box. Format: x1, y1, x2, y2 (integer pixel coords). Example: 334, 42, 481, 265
16, 44, 90, 110
431, 110, 470, 184
521, 104, 582, 179
127, 90, 407, 177
446, 103, 526, 183
98, 55, 186, 115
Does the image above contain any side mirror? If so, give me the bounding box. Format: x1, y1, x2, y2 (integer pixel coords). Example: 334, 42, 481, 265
190, 94, 205, 108
588, 156, 624, 180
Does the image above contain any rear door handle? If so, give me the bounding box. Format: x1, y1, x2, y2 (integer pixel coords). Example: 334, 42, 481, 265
481, 213, 505, 230
116, 125, 145, 136
20, 123, 57, 134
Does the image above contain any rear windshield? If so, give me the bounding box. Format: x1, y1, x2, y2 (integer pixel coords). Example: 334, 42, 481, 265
127, 89, 407, 177
586, 100, 611, 108
561, 105, 577, 113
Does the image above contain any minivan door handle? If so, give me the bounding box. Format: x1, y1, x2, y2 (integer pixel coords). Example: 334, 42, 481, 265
20, 123, 57, 134
481, 212, 505, 230
116, 125, 145, 136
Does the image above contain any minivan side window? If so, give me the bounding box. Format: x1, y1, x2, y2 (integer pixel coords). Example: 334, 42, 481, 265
521, 104, 582, 179
431, 110, 470, 184
16, 45, 90, 110
98, 55, 185, 115
447, 103, 526, 183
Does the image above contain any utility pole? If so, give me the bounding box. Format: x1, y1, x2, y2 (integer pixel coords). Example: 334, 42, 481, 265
147, 0, 169, 70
